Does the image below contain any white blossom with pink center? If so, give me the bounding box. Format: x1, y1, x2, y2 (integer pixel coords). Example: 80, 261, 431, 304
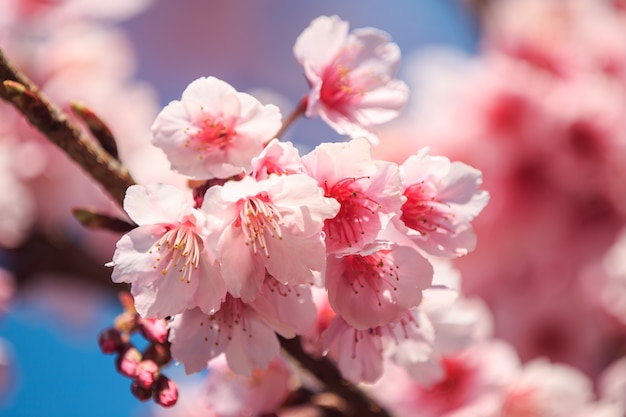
294, 15, 409, 144
250, 139, 306, 180
152, 76, 282, 180
396, 147, 489, 258
108, 184, 225, 318
248, 275, 317, 338
168, 300, 279, 376
302, 138, 404, 256
201, 174, 339, 302
322, 315, 387, 383
169, 276, 316, 376
325, 241, 433, 329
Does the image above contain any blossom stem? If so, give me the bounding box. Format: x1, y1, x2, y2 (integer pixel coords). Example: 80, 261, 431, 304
279, 336, 391, 417
0, 49, 135, 207
271, 96, 307, 141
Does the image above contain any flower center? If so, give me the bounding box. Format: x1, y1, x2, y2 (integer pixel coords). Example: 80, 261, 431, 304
185, 113, 236, 153
237, 192, 283, 258
420, 357, 474, 412
150, 221, 202, 283
323, 177, 380, 248
401, 181, 453, 235
320, 63, 363, 113
343, 250, 399, 305
199, 295, 249, 345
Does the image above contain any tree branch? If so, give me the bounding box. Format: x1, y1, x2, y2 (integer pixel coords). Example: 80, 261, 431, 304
0, 49, 134, 207
279, 336, 391, 417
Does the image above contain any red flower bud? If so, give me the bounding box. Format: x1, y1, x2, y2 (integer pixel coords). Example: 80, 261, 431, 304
116, 345, 142, 378
135, 360, 159, 389
98, 328, 122, 354
153, 375, 178, 407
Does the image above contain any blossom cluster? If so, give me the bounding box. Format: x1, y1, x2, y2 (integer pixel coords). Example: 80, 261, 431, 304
107, 15, 489, 384
3, 2, 626, 416
373, 0, 626, 382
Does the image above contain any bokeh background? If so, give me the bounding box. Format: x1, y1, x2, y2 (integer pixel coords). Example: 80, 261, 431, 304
4, 0, 626, 415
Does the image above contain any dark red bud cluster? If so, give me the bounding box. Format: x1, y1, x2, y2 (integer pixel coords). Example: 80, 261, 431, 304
97, 292, 178, 407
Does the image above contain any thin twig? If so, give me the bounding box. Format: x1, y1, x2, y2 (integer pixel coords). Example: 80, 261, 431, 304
272, 97, 307, 142
0, 49, 134, 206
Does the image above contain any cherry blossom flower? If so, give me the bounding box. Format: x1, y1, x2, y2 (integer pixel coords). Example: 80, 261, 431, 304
169, 301, 279, 376
108, 183, 225, 318
302, 138, 404, 255
201, 174, 339, 302
397, 288, 493, 385
323, 308, 434, 383
499, 359, 595, 417
322, 315, 387, 383
169, 276, 315, 377
396, 147, 489, 258
325, 241, 433, 329
365, 340, 520, 417
248, 275, 318, 338
294, 15, 409, 144
152, 76, 282, 180
250, 139, 306, 180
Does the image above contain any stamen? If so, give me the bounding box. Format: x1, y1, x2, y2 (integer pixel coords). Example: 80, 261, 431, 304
150, 222, 203, 283
324, 177, 381, 248
238, 193, 283, 258
185, 114, 237, 154
401, 181, 454, 235
202, 296, 251, 346
343, 250, 399, 307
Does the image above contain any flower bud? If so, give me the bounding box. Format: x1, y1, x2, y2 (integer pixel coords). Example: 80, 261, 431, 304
138, 317, 168, 344
116, 344, 142, 378
142, 342, 172, 366
135, 360, 159, 389
98, 328, 122, 354
153, 375, 178, 407
130, 379, 153, 402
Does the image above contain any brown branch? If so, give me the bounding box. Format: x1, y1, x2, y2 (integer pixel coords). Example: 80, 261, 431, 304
72, 208, 136, 233
271, 97, 307, 142
0, 49, 134, 207
8, 232, 125, 294
279, 336, 391, 417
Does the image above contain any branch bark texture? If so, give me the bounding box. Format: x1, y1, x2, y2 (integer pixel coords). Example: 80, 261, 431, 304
0, 49, 134, 206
